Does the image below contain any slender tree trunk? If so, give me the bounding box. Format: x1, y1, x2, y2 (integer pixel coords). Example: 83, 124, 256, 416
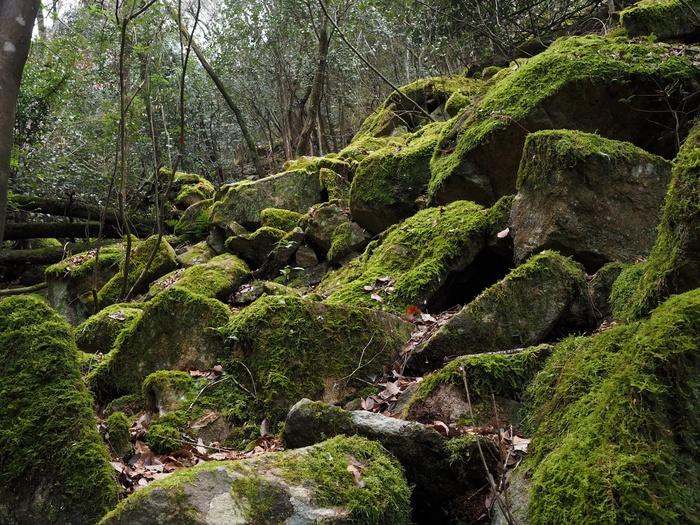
0, 0, 40, 244
296, 18, 329, 156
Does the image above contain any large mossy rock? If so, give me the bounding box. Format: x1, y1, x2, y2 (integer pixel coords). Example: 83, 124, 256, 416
88, 286, 232, 401
0, 296, 117, 524
223, 294, 413, 424
616, 119, 700, 320
75, 303, 144, 355
225, 226, 286, 268
349, 122, 444, 234
98, 435, 412, 525
97, 236, 178, 306
428, 35, 700, 206
354, 76, 481, 139
147, 253, 250, 300
510, 130, 672, 270
46, 244, 123, 325
319, 199, 511, 315
523, 288, 700, 524
407, 251, 585, 373
210, 169, 324, 230
283, 399, 497, 518
621, 0, 700, 42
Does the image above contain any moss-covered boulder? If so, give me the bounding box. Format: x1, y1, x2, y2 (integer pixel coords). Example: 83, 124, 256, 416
223, 294, 413, 424
210, 168, 324, 230
403, 345, 550, 427
225, 226, 286, 268
46, 244, 123, 325
173, 198, 213, 238
173, 175, 215, 210
88, 286, 232, 402
98, 435, 412, 525
283, 399, 497, 518
254, 226, 306, 279
328, 220, 372, 265
97, 236, 178, 306
523, 288, 700, 523
429, 35, 700, 206
615, 119, 700, 320
176, 240, 216, 267
511, 130, 672, 270
319, 199, 509, 316
408, 251, 585, 373
0, 296, 117, 524
147, 253, 250, 300
354, 76, 481, 139
75, 303, 144, 355
302, 200, 351, 253
350, 122, 444, 234
621, 0, 700, 42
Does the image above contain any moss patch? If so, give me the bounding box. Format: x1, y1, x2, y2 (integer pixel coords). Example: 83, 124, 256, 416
0, 295, 117, 524
320, 200, 494, 315
621, 0, 700, 41
223, 294, 413, 424
88, 286, 232, 402
260, 207, 302, 231
523, 289, 700, 523
75, 303, 144, 355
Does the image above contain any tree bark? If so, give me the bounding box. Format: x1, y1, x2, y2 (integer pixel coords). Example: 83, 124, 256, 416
295, 18, 329, 157
0, 0, 40, 243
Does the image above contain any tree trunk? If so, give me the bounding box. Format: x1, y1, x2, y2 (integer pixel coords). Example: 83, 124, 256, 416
0, 0, 40, 243
295, 18, 329, 157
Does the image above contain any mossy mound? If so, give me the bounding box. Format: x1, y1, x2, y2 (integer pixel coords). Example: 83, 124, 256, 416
354, 76, 480, 139
260, 207, 303, 231
174, 179, 215, 210
0, 295, 117, 524
320, 200, 500, 315
523, 289, 700, 524
408, 251, 585, 372
98, 435, 412, 525
404, 345, 550, 427
45, 244, 124, 325
173, 198, 213, 238
615, 120, 700, 321
147, 253, 250, 300
223, 294, 413, 424
75, 303, 144, 355
225, 226, 287, 268
97, 236, 178, 306
621, 0, 700, 42
429, 35, 700, 205
88, 286, 232, 402
350, 121, 445, 234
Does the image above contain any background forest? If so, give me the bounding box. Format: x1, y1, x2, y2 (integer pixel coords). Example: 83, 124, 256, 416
10, 0, 616, 216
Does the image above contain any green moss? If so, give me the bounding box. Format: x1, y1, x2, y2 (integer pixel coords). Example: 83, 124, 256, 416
174, 181, 215, 208
259, 207, 302, 231
523, 289, 700, 523
350, 121, 445, 233
148, 253, 250, 301
616, 120, 700, 320
621, 0, 700, 40
145, 423, 181, 455
412, 345, 550, 405
45, 244, 123, 280
174, 198, 213, 238
517, 129, 662, 191
75, 303, 144, 354
320, 200, 491, 315
88, 286, 232, 402
610, 262, 647, 320
0, 295, 117, 523
106, 411, 134, 460
429, 35, 700, 201
97, 235, 177, 306
354, 76, 480, 139
223, 294, 412, 424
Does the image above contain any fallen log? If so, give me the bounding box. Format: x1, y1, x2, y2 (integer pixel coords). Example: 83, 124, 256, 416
0, 240, 122, 266
3, 220, 154, 241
